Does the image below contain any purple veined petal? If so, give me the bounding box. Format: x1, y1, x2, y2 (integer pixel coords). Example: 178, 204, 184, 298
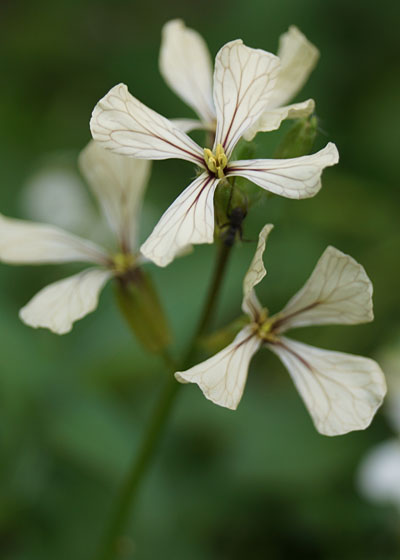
159, 19, 216, 125
90, 83, 205, 166
269, 337, 386, 436
79, 140, 151, 251
274, 246, 374, 332
175, 325, 261, 410
213, 40, 280, 158
140, 172, 220, 267
0, 213, 108, 265
227, 142, 339, 199
243, 98, 315, 140
19, 267, 112, 334
170, 118, 214, 134
271, 25, 319, 109
242, 224, 274, 320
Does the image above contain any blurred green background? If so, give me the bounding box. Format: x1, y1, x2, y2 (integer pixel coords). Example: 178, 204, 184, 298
1, 0, 400, 558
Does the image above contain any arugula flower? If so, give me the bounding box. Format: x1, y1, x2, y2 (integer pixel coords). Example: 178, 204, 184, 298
91, 40, 338, 267
160, 20, 319, 139
0, 141, 151, 334
175, 225, 386, 436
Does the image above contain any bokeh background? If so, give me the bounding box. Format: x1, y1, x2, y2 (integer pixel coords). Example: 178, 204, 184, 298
1, 0, 400, 558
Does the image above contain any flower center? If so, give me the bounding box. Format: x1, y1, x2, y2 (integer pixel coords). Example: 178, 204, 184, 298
204, 144, 228, 179
256, 311, 280, 343
112, 252, 137, 275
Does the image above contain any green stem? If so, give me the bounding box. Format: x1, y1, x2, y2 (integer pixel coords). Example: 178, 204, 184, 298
184, 242, 232, 362
96, 241, 233, 560
98, 376, 180, 560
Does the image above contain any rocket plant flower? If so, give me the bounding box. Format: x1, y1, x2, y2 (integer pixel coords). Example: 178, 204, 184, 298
160, 20, 319, 139
0, 141, 153, 334
175, 225, 386, 436
90, 40, 338, 268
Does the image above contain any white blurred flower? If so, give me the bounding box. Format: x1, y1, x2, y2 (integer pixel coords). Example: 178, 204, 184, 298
90, 39, 337, 267
20, 164, 97, 236
357, 341, 400, 509
358, 439, 400, 511
160, 20, 319, 140
378, 345, 400, 432
0, 141, 151, 334
175, 225, 386, 436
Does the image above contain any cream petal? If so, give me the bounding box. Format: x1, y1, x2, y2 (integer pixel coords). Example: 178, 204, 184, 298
20, 166, 96, 234
227, 142, 339, 199
79, 140, 151, 250
19, 268, 112, 334
243, 98, 315, 141
175, 326, 261, 410
275, 246, 374, 332
269, 337, 386, 436
270, 26, 319, 109
242, 224, 274, 320
170, 118, 208, 134
159, 19, 215, 125
140, 173, 219, 267
90, 83, 204, 166
0, 214, 108, 265
213, 40, 280, 158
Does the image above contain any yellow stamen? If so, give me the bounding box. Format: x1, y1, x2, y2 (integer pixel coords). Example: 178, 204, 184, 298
112, 252, 136, 275
204, 143, 228, 179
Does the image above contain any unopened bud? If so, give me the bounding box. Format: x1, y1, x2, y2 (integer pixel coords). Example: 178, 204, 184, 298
115, 267, 171, 353
199, 315, 250, 354
214, 180, 249, 245
274, 115, 318, 159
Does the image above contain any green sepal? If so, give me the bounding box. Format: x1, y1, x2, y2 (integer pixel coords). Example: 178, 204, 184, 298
274, 115, 318, 159
115, 267, 171, 353
198, 315, 250, 354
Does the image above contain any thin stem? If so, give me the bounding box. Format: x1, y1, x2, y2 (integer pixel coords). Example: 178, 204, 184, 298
159, 347, 178, 371
97, 376, 180, 560
186, 242, 232, 360
95, 241, 233, 560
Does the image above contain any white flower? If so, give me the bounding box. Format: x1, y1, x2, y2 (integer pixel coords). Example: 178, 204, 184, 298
377, 344, 400, 432
358, 439, 400, 511
159, 20, 319, 139
357, 343, 400, 509
0, 141, 151, 334
20, 163, 97, 235
90, 40, 338, 267
175, 225, 386, 436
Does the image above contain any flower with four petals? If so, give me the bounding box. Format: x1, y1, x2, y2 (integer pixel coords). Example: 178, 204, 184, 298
90, 39, 338, 267
160, 20, 319, 139
175, 225, 386, 436
0, 141, 151, 334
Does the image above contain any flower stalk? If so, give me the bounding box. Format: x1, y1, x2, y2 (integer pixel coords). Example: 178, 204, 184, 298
95, 238, 234, 560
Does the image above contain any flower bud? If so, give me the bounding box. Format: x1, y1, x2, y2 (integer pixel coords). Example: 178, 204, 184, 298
115, 267, 171, 353
199, 315, 250, 354
214, 179, 249, 245
274, 115, 318, 159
